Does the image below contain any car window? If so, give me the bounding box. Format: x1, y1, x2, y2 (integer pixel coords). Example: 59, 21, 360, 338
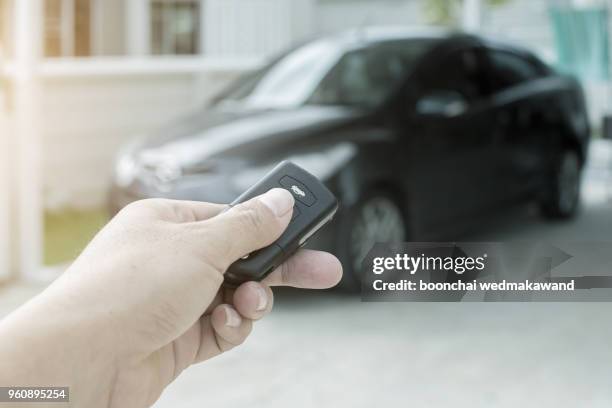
308, 49, 399, 107
417, 47, 489, 105
215, 39, 344, 109
214, 38, 435, 109
487, 50, 541, 92
307, 40, 435, 108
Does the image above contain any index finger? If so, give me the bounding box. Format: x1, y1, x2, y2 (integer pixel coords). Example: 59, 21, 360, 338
262, 249, 343, 289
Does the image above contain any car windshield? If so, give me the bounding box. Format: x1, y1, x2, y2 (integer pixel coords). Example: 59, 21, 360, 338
216, 38, 435, 109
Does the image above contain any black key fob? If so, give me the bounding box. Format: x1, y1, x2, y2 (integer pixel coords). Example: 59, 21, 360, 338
224, 161, 339, 287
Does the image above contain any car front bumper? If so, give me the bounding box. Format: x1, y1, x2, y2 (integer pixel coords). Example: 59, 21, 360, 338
108, 174, 243, 216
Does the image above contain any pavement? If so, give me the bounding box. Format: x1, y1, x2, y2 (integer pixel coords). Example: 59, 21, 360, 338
154, 297, 612, 408
2, 140, 612, 407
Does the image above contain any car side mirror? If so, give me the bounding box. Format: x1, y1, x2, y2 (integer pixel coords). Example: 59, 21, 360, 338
415, 90, 468, 118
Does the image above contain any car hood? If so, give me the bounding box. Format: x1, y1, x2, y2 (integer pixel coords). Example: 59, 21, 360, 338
135, 106, 363, 167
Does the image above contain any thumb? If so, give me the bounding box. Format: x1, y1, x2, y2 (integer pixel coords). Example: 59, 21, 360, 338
201, 188, 295, 271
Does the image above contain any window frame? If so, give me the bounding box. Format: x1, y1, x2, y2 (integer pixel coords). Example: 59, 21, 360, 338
43, 0, 99, 58
307, 39, 437, 109
484, 48, 544, 94
149, 0, 201, 56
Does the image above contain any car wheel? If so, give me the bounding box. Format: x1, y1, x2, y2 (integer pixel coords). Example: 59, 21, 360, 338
337, 191, 407, 291
540, 149, 581, 219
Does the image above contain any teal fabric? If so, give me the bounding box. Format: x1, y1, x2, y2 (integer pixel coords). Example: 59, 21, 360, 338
550, 6, 609, 80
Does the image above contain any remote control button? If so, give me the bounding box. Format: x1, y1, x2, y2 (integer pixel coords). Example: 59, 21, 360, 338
279, 176, 316, 206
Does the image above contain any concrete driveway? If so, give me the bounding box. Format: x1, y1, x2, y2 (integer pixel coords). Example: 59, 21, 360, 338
154, 297, 612, 408
1, 141, 611, 407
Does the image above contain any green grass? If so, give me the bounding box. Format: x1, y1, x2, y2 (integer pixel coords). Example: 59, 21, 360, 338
44, 208, 109, 266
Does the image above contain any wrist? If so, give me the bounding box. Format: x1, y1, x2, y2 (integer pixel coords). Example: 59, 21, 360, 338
0, 279, 119, 407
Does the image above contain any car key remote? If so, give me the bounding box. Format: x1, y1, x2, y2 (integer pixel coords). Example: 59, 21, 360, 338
224, 161, 339, 287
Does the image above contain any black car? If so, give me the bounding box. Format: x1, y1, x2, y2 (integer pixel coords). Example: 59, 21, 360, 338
110, 27, 590, 289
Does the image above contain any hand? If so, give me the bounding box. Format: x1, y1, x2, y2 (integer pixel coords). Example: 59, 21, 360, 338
0, 189, 342, 408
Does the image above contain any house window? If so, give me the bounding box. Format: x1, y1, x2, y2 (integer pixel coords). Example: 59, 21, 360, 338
44, 0, 92, 57
151, 0, 200, 55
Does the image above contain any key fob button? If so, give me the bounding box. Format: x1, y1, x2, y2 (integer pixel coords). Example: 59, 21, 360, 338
280, 176, 316, 206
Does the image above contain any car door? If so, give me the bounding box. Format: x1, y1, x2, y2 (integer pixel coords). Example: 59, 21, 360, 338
403, 44, 504, 233
482, 48, 552, 199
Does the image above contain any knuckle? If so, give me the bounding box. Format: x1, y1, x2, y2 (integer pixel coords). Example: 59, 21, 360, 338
119, 200, 144, 215
234, 204, 265, 231
130, 198, 164, 209
195, 224, 237, 271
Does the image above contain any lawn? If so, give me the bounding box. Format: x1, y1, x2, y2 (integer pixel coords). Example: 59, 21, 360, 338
44, 208, 109, 266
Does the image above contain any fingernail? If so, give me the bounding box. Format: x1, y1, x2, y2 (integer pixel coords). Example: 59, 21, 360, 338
224, 306, 242, 328
259, 188, 294, 217
255, 284, 268, 311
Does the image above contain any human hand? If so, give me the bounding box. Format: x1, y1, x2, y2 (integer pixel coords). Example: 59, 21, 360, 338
0, 189, 342, 407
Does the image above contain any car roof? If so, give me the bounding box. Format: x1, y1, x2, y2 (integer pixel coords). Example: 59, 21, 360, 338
325, 26, 537, 58
324, 26, 452, 49
479, 36, 537, 56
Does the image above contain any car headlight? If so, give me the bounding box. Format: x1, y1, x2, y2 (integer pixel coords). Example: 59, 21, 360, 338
115, 152, 138, 188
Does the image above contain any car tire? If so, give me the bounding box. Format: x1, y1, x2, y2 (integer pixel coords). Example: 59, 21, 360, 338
539, 148, 581, 219
336, 191, 408, 292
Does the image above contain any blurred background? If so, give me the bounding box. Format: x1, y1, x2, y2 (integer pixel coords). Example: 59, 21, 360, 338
1, 0, 611, 281
2, 1, 612, 407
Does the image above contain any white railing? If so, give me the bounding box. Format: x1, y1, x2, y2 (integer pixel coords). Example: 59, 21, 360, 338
2, 56, 263, 78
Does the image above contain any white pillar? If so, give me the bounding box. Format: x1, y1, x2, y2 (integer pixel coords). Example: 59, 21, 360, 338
13, 0, 43, 281
60, 0, 75, 56
0, 1, 9, 282
0, 73, 9, 281
462, 0, 483, 32
126, 0, 150, 56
